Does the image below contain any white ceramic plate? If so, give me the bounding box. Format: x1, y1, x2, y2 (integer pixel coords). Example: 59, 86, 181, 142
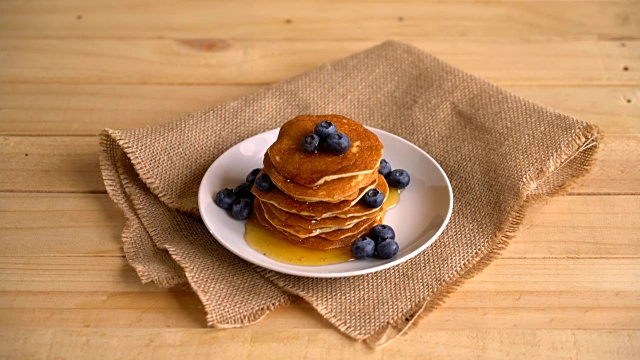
198, 128, 453, 278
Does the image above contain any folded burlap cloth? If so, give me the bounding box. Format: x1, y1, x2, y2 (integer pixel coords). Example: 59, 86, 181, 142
99, 40, 601, 347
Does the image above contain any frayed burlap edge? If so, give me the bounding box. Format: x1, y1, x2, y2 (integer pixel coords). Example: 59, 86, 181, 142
101, 128, 201, 216
160, 245, 296, 329
99, 132, 187, 288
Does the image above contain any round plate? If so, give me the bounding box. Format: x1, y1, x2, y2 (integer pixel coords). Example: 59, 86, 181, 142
198, 128, 453, 278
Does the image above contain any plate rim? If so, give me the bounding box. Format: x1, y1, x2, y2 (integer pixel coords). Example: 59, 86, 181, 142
198, 127, 453, 278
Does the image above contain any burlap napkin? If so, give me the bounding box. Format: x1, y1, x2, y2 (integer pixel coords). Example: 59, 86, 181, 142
99, 40, 601, 347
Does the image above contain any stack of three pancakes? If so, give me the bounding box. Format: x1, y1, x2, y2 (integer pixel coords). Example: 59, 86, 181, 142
252, 115, 388, 250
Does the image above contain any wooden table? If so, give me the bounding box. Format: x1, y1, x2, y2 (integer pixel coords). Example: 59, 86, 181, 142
1, 1, 639, 358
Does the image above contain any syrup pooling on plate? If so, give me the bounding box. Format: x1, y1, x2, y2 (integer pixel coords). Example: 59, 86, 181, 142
244, 217, 352, 266
244, 188, 400, 266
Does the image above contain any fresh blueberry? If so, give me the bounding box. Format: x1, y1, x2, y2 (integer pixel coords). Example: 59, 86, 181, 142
245, 168, 262, 184
231, 198, 253, 220
314, 120, 337, 140
378, 159, 392, 177
386, 169, 410, 189
362, 188, 384, 208
376, 239, 399, 259
369, 224, 395, 244
255, 173, 274, 192
214, 188, 236, 210
351, 236, 375, 259
234, 182, 255, 202
325, 132, 351, 155
301, 133, 320, 153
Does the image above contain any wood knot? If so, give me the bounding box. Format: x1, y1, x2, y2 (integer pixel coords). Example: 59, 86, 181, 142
176, 39, 231, 53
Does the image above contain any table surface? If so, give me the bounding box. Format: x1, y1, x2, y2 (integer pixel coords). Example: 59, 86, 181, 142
1, 1, 639, 358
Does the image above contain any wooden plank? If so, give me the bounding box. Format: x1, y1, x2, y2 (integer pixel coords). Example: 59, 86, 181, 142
506, 194, 640, 257
1, 84, 638, 136
2, 289, 639, 329
575, 135, 640, 194
0, 257, 639, 330
0, 136, 104, 193
0, 194, 124, 257
0, 84, 263, 135
1, 193, 639, 258
0, 1, 638, 40
2, 257, 639, 293
0, 134, 636, 194
0, 39, 637, 85
1, 329, 637, 360
1, 290, 639, 330
0, 257, 151, 292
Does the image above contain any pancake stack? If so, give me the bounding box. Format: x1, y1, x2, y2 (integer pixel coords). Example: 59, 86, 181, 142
251, 114, 387, 250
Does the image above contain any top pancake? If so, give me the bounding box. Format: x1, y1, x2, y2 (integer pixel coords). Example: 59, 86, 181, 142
267, 114, 383, 187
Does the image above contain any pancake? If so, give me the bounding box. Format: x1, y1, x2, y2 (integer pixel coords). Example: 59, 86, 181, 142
254, 199, 384, 250
254, 174, 388, 219
259, 198, 382, 238
316, 213, 383, 242
263, 154, 378, 203
262, 201, 371, 230
267, 114, 383, 187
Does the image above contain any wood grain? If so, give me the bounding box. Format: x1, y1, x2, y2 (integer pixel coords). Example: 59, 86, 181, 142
0, 136, 105, 193
575, 135, 640, 194
0, 84, 264, 135
1, 328, 637, 360
0, 135, 636, 194
8, 256, 638, 292
1, 84, 638, 135
1, 193, 639, 258
0, 39, 637, 85
0, 194, 124, 257
2, 289, 639, 329
1, 1, 638, 40
1, 257, 638, 329
1, 297, 639, 331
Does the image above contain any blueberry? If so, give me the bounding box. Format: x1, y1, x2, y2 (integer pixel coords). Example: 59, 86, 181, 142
214, 188, 236, 210
369, 224, 395, 244
386, 169, 410, 189
376, 239, 399, 259
245, 168, 262, 184
351, 236, 375, 259
301, 133, 320, 153
234, 182, 255, 202
255, 173, 274, 192
314, 120, 337, 140
378, 159, 392, 177
231, 198, 253, 220
362, 188, 384, 208
325, 132, 351, 155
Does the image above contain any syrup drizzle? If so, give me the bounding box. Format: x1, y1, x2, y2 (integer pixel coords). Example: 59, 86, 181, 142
244, 188, 400, 266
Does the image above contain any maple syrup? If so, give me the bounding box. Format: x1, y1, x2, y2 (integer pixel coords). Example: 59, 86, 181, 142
244, 188, 400, 266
